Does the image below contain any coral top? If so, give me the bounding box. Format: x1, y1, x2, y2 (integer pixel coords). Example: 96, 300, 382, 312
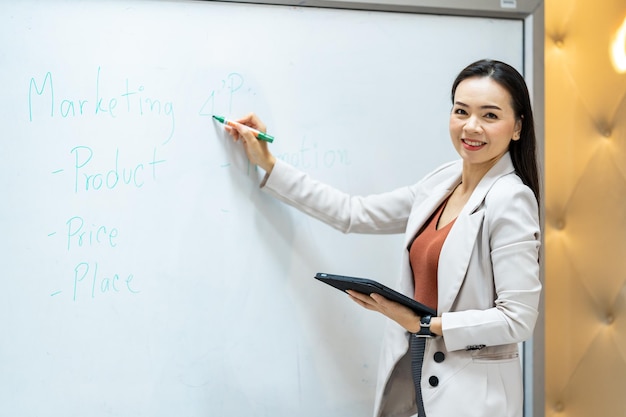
408, 199, 456, 312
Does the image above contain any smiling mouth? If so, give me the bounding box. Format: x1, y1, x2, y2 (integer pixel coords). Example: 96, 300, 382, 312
462, 139, 486, 147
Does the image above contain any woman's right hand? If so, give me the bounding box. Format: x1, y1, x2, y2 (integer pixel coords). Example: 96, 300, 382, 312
226, 113, 276, 174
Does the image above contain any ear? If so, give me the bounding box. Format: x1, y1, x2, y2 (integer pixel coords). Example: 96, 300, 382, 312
513, 117, 523, 141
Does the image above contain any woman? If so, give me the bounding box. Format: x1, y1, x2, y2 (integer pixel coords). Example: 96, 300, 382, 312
226, 59, 541, 417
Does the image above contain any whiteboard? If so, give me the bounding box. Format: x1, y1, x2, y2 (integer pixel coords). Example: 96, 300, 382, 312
0, 1, 524, 416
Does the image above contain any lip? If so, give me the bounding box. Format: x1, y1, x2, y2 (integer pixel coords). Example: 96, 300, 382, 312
461, 138, 486, 150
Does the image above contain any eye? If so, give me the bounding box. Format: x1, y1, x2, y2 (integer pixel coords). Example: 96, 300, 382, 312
484, 112, 498, 119
453, 108, 468, 115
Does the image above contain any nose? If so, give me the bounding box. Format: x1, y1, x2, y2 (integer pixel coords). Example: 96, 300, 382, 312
464, 115, 483, 134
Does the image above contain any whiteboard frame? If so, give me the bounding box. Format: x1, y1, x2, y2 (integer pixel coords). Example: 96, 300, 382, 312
201, 1, 546, 416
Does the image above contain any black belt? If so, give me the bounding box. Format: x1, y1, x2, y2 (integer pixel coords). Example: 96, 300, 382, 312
410, 335, 427, 417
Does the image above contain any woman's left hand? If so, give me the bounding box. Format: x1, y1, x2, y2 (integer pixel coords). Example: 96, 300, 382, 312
347, 290, 422, 333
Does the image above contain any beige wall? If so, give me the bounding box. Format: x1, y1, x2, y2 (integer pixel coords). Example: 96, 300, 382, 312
545, 0, 626, 415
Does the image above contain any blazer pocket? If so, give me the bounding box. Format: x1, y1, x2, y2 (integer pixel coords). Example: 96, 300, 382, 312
471, 350, 519, 363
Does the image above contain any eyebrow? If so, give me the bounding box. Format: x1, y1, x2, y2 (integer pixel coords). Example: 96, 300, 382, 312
454, 101, 503, 111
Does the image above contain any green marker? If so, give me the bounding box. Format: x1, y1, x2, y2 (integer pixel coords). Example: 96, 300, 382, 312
212, 115, 275, 143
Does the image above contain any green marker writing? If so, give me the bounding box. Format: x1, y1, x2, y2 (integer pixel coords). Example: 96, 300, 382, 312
212, 115, 275, 143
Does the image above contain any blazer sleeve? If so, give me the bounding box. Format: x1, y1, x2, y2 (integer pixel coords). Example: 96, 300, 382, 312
260, 158, 415, 234
441, 178, 542, 351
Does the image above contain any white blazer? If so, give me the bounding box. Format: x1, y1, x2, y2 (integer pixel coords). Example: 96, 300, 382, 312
261, 152, 541, 417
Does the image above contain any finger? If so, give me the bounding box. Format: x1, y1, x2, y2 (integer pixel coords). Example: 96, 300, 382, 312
348, 294, 377, 311
239, 126, 260, 147
369, 293, 388, 305
236, 112, 266, 133
229, 122, 254, 143
224, 125, 239, 141
347, 290, 378, 308
346, 290, 371, 303
235, 113, 256, 128
368, 293, 405, 317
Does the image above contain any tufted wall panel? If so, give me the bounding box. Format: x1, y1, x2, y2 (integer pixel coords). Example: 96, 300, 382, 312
545, 0, 626, 416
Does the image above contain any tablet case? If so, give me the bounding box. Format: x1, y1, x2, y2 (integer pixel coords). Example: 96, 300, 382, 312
314, 272, 436, 316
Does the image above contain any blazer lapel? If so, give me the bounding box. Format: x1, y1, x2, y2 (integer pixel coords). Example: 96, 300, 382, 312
437, 209, 485, 313
403, 176, 461, 249
398, 173, 461, 299
437, 153, 516, 313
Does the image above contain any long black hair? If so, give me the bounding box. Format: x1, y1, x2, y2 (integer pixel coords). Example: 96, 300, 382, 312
451, 59, 540, 205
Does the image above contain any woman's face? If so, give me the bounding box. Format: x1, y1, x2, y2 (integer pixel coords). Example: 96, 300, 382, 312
449, 76, 522, 170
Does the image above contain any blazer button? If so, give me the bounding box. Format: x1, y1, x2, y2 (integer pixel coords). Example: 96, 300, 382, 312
429, 376, 439, 387
434, 351, 445, 363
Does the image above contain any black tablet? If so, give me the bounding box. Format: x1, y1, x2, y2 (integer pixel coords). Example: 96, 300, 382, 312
314, 272, 436, 317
